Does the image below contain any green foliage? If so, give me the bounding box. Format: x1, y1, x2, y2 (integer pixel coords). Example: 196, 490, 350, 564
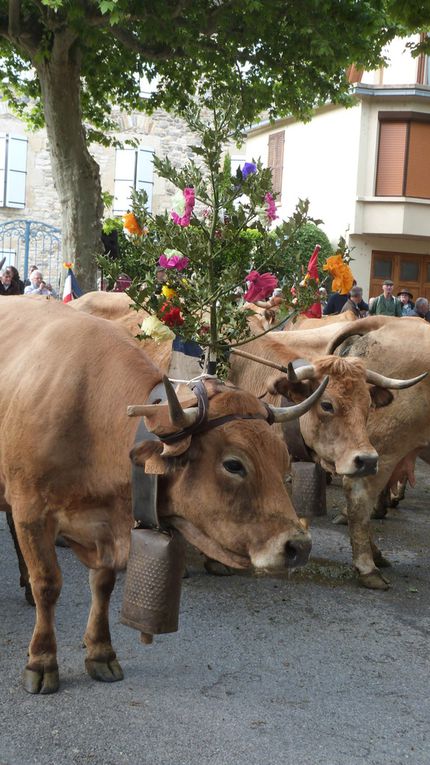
100, 94, 324, 373
0, 0, 417, 139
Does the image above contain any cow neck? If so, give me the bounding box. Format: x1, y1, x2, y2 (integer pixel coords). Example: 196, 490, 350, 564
279, 395, 314, 462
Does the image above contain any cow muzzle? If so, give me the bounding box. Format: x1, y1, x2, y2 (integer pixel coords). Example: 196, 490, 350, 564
337, 451, 379, 477
251, 530, 312, 571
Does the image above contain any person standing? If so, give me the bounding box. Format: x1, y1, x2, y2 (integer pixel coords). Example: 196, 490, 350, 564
369, 279, 402, 317
340, 286, 369, 318
397, 288, 415, 316
410, 297, 430, 322
0, 269, 21, 295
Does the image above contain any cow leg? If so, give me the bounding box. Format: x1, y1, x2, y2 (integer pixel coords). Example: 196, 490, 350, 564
13, 509, 62, 694
372, 485, 390, 519
83, 568, 124, 683
6, 510, 35, 606
343, 476, 391, 591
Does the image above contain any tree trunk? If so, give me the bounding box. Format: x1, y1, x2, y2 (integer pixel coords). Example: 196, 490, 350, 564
36, 31, 103, 292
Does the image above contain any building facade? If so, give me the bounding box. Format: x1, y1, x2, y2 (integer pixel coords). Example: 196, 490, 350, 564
0, 97, 199, 282
245, 36, 430, 301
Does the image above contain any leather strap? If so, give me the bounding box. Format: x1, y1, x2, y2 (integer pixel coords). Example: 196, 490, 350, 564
131, 381, 165, 530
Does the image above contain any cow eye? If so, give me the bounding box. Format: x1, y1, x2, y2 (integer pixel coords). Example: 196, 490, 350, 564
320, 400, 334, 413
223, 459, 246, 477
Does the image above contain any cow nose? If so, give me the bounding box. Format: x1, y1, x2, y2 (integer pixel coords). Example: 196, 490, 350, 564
354, 454, 378, 476
284, 535, 312, 568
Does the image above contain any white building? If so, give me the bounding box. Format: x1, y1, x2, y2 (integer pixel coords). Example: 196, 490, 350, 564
245, 36, 430, 301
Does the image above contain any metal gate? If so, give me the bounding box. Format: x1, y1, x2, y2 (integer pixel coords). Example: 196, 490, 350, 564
0, 219, 62, 289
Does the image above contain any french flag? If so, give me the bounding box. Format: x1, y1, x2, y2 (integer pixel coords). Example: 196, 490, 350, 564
63, 265, 83, 303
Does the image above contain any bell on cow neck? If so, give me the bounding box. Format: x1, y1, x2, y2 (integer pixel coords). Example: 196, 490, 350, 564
121, 526, 186, 644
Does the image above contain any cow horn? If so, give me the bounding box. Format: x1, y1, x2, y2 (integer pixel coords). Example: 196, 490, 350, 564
287, 361, 316, 382
365, 369, 428, 390
268, 376, 329, 422
163, 375, 199, 428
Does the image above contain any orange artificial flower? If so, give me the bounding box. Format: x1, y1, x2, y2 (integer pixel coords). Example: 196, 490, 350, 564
123, 212, 142, 236
323, 255, 354, 295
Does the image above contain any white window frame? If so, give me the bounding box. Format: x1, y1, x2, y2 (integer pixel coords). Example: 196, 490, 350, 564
113, 146, 154, 215
0, 133, 28, 209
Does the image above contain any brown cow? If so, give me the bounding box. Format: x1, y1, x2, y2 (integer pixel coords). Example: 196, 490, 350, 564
227, 330, 421, 479
287, 310, 357, 330
323, 316, 430, 588
0, 297, 325, 694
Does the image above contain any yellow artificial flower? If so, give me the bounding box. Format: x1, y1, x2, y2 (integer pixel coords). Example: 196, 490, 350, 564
161, 285, 176, 299
140, 315, 174, 343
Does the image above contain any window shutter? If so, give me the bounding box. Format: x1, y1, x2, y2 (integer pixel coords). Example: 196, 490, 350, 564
268, 131, 284, 198
375, 122, 407, 196
113, 148, 136, 214
0, 132, 6, 207
136, 147, 154, 212
5, 134, 27, 208
346, 64, 364, 83
405, 121, 430, 199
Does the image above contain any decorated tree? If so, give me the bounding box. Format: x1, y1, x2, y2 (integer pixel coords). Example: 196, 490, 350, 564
0, 0, 419, 289
101, 92, 324, 374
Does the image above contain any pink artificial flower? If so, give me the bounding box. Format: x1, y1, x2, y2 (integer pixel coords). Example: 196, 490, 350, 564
171, 186, 195, 227
158, 253, 190, 271
265, 192, 278, 222
244, 270, 278, 302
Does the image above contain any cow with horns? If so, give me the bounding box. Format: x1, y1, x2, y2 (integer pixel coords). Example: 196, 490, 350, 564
0, 297, 327, 694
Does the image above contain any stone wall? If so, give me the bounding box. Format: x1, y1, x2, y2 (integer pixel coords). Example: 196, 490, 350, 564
0, 101, 199, 227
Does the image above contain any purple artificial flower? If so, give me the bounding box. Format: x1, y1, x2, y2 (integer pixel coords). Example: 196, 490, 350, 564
159, 253, 190, 271
241, 162, 257, 180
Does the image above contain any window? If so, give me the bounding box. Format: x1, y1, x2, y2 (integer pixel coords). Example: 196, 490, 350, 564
268, 131, 284, 198
400, 259, 419, 282
376, 113, 430, 199
373, 255, 392, 280
230, 155, 246, 176
113, 146, 154, 214
0, 133, 28, 208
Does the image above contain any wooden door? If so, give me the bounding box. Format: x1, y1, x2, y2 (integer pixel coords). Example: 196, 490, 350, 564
370, 250, 428, 303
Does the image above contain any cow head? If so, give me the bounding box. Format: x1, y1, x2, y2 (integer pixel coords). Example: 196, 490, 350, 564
129, 376, 328, 572
268, 356, 426, 477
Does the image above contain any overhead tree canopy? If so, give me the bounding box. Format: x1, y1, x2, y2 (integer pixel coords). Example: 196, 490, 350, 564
0, 0, 425, 289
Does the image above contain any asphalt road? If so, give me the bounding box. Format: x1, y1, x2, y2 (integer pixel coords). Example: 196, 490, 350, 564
1, 466, 429, 765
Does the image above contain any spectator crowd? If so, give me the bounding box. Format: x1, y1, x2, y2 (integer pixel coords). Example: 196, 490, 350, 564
0, 264, 57, 298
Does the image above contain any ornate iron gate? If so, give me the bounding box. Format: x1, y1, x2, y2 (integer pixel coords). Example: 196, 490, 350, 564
0, 219, 62, 289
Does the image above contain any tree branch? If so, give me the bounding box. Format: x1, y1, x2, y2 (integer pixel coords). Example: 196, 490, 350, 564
110, 25, 185, 60
8, 0, 21, 40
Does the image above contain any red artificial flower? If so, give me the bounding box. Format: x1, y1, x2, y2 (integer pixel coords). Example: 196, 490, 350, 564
160, 303, 184, 327
244, 270, 278, 302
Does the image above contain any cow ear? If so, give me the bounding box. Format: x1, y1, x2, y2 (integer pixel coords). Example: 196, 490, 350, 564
268, 375, 313, 403
369, 386, 394, 409
130, 441, 165, 472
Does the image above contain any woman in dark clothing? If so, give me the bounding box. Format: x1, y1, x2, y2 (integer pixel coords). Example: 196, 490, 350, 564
0, 269, 21, 295
7, 265, 25, 294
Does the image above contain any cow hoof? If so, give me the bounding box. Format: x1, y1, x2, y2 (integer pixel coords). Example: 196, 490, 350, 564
85, 658, 124, 683
23, 667, 59, 694
204, 558, 233, 576
332, 512, 348, 526
359, 571, 390, 590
